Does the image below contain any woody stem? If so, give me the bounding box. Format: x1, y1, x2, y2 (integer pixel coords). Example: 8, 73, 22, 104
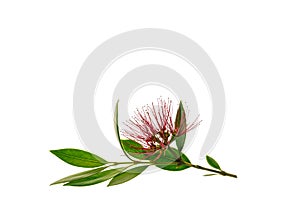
183, 161, 237, 178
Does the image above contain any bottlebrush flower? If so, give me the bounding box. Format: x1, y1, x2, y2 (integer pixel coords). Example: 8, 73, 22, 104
121, 97, 201, 159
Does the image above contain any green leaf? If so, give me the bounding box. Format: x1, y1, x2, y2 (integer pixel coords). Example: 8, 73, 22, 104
175, 135, 186, 153
107, 166, 148, 186
64, 167, 127, 186
155, 147, 191, 171
121, 140, 146, 160
114, 101, 133, 161
114, 100, 121, 146
174, 101, 186, 152
50, 166, 107, 185
203, 173, 218, 176
206, 155, 221, 170
50, 149, 107, 168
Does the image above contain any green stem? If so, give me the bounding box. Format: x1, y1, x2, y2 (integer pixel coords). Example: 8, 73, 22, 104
108, 161, 183, 166
107, 159, 237, 178
108, 161, 150, 165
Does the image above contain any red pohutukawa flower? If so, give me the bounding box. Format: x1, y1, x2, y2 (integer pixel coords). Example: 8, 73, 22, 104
121, 97, 201, 159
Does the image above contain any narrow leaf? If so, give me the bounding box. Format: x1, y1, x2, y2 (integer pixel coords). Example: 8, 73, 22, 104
206, 155, 221, 170
108, 166, 148, 186
121, 140, 146, 160
114, 101, 134, 161
50, 166, 107, 185
50, 149, 107, 168
65, 167, 127, 186
114, 100, 121, 146
203, 173, 218, 176
175, 101, 186, 152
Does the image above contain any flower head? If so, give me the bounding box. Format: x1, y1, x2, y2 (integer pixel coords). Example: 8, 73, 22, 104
121, 97, 201, 157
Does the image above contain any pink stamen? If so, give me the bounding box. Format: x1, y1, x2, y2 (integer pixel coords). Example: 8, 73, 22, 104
121, 97, 201, 158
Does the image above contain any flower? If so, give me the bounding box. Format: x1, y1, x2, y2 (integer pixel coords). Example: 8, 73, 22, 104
121, 97, 201, 159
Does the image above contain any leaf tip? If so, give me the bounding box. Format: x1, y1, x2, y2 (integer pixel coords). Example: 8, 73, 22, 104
178, 100, 184, 111
50, 180, 60, 186
115, 99, 119, 107
50, 182, 58, 186
49, 150, 59, 156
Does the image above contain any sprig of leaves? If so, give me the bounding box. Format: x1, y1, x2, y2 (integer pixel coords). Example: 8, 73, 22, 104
50, 147, 236, 186
50, 101, 237, 187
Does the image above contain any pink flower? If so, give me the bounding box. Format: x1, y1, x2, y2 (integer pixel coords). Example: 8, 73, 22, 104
121, 98, 201, 158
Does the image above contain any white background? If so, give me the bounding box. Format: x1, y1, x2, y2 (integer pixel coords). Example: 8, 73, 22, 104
94, 49, 212, 150
1, 0, 300, 199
